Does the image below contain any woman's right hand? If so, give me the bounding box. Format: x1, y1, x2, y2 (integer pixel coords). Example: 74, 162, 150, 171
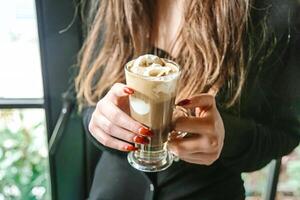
88, 83, 153, 152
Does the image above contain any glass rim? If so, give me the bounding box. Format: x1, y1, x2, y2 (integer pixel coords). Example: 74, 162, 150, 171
124, 58, 182, 81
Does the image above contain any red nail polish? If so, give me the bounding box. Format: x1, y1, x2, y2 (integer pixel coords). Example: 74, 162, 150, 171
124, 87, 134, 95
138, 127, 153, 136
125, 145, 138, 151
133, 136, 150, 144
177, 99, 191, 106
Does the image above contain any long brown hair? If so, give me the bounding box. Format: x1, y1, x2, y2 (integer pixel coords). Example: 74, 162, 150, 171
76, 0, 250, 107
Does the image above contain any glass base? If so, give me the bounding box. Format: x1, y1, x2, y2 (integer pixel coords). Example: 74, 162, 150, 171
127, 151, 173, 172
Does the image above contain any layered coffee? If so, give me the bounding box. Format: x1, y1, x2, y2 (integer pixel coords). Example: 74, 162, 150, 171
125, 54, 181, 171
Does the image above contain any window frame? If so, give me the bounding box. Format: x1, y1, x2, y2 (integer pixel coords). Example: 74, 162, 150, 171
0, 98, 44, 108
35, 0, 85, 200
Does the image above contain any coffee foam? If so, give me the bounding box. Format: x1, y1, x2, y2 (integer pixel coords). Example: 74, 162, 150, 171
125, 54, 180, 102
128, 54, 179, 77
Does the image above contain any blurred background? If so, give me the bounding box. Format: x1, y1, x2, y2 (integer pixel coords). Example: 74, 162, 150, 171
0, 0, 299, 200
0, 0, 50, 199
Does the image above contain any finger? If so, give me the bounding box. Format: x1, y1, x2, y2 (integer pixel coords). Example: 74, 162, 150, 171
168, 136, 218, 155
169, 142, 218, 158
182, 152, 218, 161
195, 107, 207, 118
89, 124, 137, 152
176, 94, 215, 109
94, 114, 136, 143
174, 116, 214, 135
98, 100, 153, 136
180, 153, 217, 166
168, 130, 190, 140
179, 157, 206, 165
105, 83, 134, 104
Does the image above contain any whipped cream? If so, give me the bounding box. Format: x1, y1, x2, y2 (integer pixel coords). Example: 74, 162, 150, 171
128, 54, 179, 77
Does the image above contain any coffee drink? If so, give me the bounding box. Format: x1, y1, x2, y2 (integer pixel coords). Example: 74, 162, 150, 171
125, 54, 181, 172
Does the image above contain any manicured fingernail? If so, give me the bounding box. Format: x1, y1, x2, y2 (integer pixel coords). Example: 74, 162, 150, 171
125, 145, 138, 151
133, 136, 150, 144
124, 87, 134, 95
176, 99, 191, 106
138, 127, 153, 136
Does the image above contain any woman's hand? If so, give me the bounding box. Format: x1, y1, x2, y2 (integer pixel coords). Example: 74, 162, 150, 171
168, 94, 225, 165
88, 83, 153, 152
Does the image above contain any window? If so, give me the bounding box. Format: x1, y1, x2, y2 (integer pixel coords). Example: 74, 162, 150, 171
277, 146, 300, 199
0, 0, 43, 99
243, 163, 271, 199
0, 0, 51, 199
243, 145, 300, 200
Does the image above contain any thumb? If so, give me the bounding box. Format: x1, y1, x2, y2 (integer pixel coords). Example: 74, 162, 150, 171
105, 83, 134, 104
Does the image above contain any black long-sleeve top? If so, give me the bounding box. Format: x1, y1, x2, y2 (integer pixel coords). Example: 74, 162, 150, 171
82, 1, 300, 199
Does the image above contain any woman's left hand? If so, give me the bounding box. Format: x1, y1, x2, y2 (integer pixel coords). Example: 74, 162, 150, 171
168, 94, 225, 165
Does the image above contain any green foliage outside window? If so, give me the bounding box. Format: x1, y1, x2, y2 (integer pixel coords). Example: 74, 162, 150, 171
0, 109, 51, 200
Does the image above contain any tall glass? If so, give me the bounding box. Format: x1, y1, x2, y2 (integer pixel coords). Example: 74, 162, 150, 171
125, 58, 181, 172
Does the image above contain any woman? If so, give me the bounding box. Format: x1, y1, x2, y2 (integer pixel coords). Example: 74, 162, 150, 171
76, 0, 300, 199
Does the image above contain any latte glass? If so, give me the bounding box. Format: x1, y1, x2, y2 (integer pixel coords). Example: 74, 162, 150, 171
125, 58, 181, 172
